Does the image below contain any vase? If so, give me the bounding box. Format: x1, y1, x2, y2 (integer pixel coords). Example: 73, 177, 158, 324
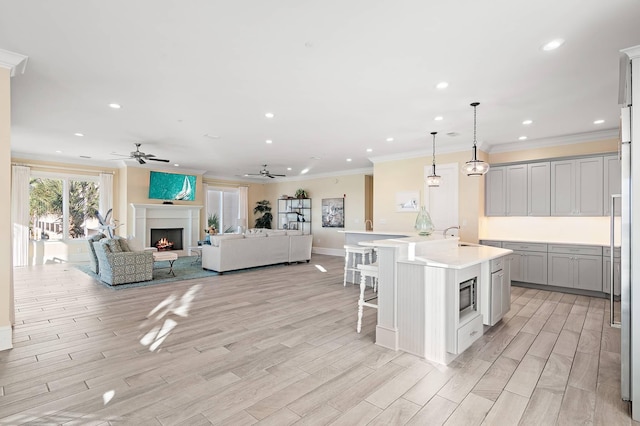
414, 206, 434, 236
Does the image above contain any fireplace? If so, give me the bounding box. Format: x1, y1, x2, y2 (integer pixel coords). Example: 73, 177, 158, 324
130, 203, 202, 255
150, 228, 184, 251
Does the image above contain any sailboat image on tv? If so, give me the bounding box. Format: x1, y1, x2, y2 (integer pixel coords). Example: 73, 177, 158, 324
174, 175, 193, 200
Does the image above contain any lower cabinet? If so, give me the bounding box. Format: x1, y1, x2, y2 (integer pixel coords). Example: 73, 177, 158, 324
484, 240, 609, 293
548, 253, 603, 291
504, 243, 548, 285
489, 257, 510, 326
547, 244, 603, 292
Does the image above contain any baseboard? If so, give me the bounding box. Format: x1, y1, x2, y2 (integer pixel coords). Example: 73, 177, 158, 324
0, 325, 13, 351
312, 247, 343, 257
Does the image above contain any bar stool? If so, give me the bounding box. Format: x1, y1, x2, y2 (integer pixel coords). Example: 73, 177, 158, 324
357, 262, 379, 333
343, 244, 374, 287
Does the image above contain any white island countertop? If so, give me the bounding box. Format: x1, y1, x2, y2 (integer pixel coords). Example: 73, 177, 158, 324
402, 244, 513, 270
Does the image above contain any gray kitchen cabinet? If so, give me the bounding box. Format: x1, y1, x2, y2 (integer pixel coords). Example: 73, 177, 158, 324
527, 162, 550, 215
485, 166, 506, 216
604, 154, 622, 216
503, 242, 548, 285
551, 157, 603, 216
490, 257, 510, 326
506, 165, 527, 216
547, 244, 603, 291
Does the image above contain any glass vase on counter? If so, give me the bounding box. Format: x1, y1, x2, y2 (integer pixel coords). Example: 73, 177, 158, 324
415, 206, 435, 236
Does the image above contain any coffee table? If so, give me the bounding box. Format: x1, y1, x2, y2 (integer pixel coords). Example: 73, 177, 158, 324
152, 251, 178, 276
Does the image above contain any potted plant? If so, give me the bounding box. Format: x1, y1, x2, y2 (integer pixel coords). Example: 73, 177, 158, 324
254, 200, 273, 229
295, 189, 308, 199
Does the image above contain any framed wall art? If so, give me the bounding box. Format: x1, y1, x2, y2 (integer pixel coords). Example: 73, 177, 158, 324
322, 198, 345, 228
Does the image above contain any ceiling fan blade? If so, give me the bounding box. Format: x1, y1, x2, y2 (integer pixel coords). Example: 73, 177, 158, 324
267, 175, 275, 178
137, 158, 146, 165
145, 153, 156, 157
149, 158, 170, 163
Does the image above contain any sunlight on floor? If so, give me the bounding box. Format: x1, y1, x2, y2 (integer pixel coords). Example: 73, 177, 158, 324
103, 390, 115, 405
315, 264, 327, 273
139, 284, 203, 352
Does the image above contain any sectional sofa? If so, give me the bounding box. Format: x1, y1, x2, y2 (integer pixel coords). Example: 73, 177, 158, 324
201, 229, 313, 273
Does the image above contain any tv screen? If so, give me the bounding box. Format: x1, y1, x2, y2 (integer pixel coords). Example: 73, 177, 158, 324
148, 171, 196, 201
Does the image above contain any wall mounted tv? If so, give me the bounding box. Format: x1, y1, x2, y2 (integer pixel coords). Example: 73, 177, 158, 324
148, 171, 197, 201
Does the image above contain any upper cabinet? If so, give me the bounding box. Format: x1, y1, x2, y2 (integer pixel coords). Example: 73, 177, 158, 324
551, 157, 603, 216
528, 162, 550, 216
485, 167, 506, 216
604, 154, 622, 216
485, 154, 613, 217
485, 162, 549, 216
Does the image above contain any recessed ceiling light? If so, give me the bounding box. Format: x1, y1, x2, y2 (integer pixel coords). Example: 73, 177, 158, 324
519, 136, 528, 141
109, 103, 121, 109
287, 167, 292, 171
542, 39, 565, 51
366, 148, 373, 153
301, 168, 309, 174
522, 120, 533, 125
265, 139, 273, 144
55, 150, 62, 153
436, 82, 449, 90
434, 116, 444, 121
346, 158, 352, 162
203, 134, 220, 139
386, 137, 394, 142
174, 164, 180, 167
594, 119, 605, 124
74, 132, 84, 137
265, 112, 275, 118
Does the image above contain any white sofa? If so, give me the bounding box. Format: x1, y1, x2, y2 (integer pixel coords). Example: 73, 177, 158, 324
201, 230, 313, 273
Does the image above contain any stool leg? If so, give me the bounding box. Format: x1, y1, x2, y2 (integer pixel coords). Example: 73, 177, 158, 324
357, 271, 367, 333
343, 251, 349, 286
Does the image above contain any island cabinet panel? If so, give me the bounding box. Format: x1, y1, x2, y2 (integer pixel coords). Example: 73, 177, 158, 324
396, 261, 483, 365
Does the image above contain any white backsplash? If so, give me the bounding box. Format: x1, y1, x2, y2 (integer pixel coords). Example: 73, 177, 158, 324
479, 216, 620, 246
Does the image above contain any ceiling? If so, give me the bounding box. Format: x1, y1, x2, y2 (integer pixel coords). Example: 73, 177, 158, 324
1, 1, 639, 180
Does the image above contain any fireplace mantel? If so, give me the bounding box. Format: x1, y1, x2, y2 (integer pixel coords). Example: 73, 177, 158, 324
130, 203, 203, 254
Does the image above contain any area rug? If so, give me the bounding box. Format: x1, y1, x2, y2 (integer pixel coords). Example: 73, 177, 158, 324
75, 256, 219, 289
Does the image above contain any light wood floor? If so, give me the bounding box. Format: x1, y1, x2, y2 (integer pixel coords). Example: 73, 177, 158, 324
1, 254, 637, 425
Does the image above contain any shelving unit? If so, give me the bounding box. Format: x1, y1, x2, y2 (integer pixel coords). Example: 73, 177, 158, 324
277, 198, 311, 235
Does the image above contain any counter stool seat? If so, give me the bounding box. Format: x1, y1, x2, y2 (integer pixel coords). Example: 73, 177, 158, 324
344, 244, 374, 287
357, 262, 379, 333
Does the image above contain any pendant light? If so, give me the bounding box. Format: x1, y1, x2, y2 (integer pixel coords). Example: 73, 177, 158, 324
426, 131, 441, 187
462, 102, 490, 176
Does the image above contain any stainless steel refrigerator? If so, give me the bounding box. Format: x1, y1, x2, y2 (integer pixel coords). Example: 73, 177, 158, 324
619, 44, 640, 420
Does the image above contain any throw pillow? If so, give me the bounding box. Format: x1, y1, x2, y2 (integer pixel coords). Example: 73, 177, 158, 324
115, 236, 131, 252
106, 239, 123, 253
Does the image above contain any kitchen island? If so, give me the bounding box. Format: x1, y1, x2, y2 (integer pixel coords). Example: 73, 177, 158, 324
353, 234, 512, 365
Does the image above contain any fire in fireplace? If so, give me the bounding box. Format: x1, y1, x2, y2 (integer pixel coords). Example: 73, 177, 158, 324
150, 228, 184, 251
155, 237, 174, 251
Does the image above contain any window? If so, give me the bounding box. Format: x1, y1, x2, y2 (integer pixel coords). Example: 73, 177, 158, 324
207, 188, 239, 233
29, 175, 100, 240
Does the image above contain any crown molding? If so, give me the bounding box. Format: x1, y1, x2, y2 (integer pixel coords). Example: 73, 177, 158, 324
621, 45, 640, 60
0, 49, 28, 76
485, 128, 619, 154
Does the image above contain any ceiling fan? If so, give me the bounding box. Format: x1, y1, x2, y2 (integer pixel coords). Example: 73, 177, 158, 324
112, 143, 170, 165
244, 165, 286, 179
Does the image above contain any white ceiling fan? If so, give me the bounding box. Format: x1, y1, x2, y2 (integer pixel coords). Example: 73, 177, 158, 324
111, 143, 170, 165
244, 164, 286, 179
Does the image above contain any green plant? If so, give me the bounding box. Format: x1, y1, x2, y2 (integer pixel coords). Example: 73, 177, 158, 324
207, 213, 219, 231
253, 200, 273, 229
295, 189, 308, 198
